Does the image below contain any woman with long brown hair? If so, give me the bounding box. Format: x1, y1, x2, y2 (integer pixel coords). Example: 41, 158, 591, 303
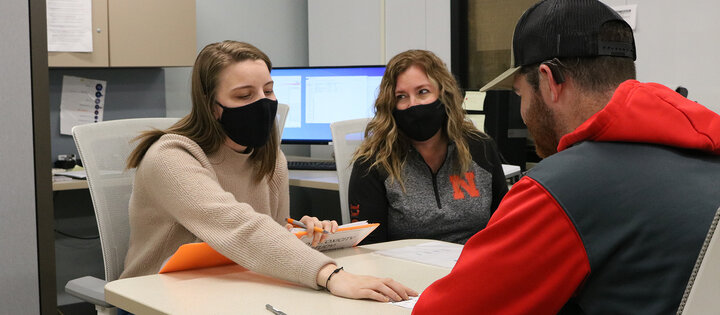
121, 40, 416, 302
349, 49, 508, 244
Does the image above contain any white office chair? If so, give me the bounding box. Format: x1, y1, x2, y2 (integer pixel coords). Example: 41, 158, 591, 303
330, 118, 372, 224
65, 118, 178, 315
276, 103, 290, 139
677, 206, 720, 314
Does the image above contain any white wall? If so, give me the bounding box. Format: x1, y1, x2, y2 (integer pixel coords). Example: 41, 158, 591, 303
385, 0, 451, 68
308, 0, 385, 66
167, 1, 720, 116
0, 0, 40, 312
165, 0, 310, 118
602, 0, 720, 114
308, 0, 451, 67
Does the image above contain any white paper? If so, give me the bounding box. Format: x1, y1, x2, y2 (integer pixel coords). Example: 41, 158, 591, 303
60, 75, 107, 135
47, 0, 93, 52
291, 220, 377, 251
502, 164, 521, 178
389, 294, 421, 309
54, 170, 87, 179
463, 91, 486, 111
467, 114, 485, 132
612, 4, 638, 31
374, 241, 462, 269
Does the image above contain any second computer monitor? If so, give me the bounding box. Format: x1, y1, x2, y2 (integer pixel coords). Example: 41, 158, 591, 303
272, 66, 386, 144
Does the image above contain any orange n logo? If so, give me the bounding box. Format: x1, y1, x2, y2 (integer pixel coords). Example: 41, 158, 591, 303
350, 204, 360, 217
449, 172, 480, 200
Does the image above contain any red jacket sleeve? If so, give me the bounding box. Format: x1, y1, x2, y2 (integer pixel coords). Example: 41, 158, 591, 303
412, 177, 590, 314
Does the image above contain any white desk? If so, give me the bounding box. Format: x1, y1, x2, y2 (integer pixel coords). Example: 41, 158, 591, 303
52, 178, 89, 191
290, 164, 522, 192
289, 169, 339, 190
502, 164, 522, 184
51, 171, 332, 192
105, 239, 459, 315
54, 165, 522, 192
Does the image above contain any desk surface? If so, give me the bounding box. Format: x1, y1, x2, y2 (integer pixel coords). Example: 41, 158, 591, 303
53, 165, 522, 192
51, 170, 334, 192
105, 239, 459, 315
288, 169, 339, 190
288, 164, 521, 192
52, 178, 89, 191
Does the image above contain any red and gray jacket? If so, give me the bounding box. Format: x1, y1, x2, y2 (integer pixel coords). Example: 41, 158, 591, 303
413, 80, 720, 314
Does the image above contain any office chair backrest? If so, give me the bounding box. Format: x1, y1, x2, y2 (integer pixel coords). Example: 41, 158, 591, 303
277, 103, 289, 139
677, 206, 720, 314
330, 118, 371, 224
72, 118, 178, 282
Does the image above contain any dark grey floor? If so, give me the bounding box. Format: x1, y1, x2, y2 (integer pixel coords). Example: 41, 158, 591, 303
57, 302, 96, 315
54, 189, 104, 310
55, 215, 104, 306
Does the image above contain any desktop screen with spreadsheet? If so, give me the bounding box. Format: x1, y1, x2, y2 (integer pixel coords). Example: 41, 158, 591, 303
271, 66, 386, 144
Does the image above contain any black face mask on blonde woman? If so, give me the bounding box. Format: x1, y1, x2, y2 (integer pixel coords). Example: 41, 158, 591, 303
392, 99, 447, 141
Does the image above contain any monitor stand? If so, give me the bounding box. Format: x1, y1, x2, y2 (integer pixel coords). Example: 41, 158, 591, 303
310, 144, 334, 161
282, 144, 335, 162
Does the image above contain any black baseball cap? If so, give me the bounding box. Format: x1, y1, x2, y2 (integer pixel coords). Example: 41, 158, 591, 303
480, 0, 636, 92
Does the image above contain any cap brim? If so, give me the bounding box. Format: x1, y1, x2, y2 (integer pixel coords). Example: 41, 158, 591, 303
479, 66, 520, 92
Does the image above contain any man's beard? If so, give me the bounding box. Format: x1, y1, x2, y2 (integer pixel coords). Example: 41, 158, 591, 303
525, 92, 559, 158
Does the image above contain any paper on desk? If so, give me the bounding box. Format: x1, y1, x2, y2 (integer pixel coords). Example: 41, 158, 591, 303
389, 294, 421, 309
291, 220, 379, 251
52, 175, 74, 182
47, 0, 93, 52
60, 76, 106, 135
467, 114, 485, 132
55, 170, 87, 179
463, 91, 485, 111
374, 241, 462, 269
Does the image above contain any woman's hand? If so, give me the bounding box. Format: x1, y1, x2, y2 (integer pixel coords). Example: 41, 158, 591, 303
317, 264, 418, 302
285, 215, 339, 247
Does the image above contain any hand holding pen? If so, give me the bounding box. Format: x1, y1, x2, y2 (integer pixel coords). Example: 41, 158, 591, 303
285, 216, 339, 247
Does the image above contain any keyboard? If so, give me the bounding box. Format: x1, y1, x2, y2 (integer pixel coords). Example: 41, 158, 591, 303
287, 160, 336, 170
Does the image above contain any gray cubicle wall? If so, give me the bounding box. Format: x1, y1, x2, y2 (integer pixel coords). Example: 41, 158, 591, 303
1, 0, 55, 313
49, 68, 166, 163
165, 0, 309, 118
165, 0, 312, 157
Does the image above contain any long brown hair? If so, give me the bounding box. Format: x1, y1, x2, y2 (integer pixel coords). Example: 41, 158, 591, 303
127, 40, 278, 182
353, 49, 485, 188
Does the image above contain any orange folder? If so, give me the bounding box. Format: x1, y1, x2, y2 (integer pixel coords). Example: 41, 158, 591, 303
158, 242, 234, 274
159, 222, 379, 274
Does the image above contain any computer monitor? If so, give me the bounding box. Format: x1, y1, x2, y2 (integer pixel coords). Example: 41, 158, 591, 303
271, 65, 386, 144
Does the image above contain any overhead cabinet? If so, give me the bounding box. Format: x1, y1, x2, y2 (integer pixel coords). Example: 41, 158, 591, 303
48, 0, 196, 67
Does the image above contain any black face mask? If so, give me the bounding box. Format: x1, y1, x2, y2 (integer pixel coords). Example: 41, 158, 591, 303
217, 98, 278, 148
392, 99, 447, 141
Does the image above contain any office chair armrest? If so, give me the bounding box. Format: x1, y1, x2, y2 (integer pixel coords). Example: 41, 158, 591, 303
65, 276, 112, 308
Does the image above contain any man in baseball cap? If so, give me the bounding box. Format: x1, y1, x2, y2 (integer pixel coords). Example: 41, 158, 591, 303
413, 0, 720, 313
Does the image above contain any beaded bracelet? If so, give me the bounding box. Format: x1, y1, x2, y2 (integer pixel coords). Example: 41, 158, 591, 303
325, 266, 344, 291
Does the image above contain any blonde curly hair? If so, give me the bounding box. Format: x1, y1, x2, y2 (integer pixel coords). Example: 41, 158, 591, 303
353, 49, 486, 189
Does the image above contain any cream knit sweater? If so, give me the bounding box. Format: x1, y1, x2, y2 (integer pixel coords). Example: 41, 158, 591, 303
120, 134, 334, 289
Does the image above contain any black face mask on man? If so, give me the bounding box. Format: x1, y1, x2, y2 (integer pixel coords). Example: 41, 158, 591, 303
217, 98, 278, 148
392, 98, 447, 141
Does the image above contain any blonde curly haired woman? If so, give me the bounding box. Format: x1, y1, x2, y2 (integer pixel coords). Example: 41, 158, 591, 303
349, 50, 508, 244
119, 41, 416, 312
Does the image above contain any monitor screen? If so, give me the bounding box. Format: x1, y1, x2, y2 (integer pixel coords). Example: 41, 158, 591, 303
271, 65, 386, 144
